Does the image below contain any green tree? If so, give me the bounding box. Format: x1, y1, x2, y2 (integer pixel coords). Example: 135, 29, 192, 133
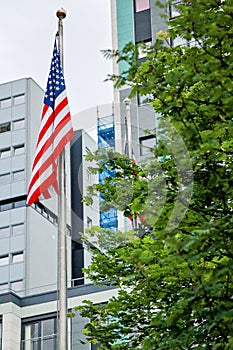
75, 1, 233, 349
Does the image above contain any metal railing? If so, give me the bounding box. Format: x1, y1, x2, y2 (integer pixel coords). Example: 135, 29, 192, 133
21, 334, 57, 350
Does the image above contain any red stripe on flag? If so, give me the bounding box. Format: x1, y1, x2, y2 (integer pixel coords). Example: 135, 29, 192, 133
27, 171, 59, 205
27, 127, 73, 197
31, 109, 72, 171
37, 96, 69, 146
27, 40, 74, 205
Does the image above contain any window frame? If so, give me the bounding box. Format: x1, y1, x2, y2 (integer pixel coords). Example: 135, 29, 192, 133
22, 316, 57, 350
0, 255, 9, 266
13, 144, 25, 156
11, 280, 24, 292
13, 119, 25, 130
87, 216, 93, 228
13, 94, 25, 106
0, 122, 10, 133
0, 147, 11, 159
169, 0, 182, 19
0, 226, 10, 238
139, 134, 156, 156
0, 202, 13, 211
14, 199, 26, 208
11, 251, 24, 264
13, 169, 25, 181
0, 98, 11, 109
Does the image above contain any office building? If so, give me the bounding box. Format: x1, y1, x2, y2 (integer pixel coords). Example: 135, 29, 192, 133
0, 79, 114, 350
0, 78, 59, 298
110, 0, 169, 160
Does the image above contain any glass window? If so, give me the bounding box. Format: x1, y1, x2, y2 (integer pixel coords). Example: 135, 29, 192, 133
42, 207, 49, 219
13, 119, 25, 130
41, 319, 56, 350
85, 146, 91, 154
11, 280, 23, 292
0, 98, 11, 109
13, 144, 25, 155
188, 39, 202, 48
13, 169, 24, 181
22, 318, 57, 350
87, 170, 92, 183
12, 223, 24, 235
0, 283, 8, 294
171, 36, 187, 47
31, 322, 39, 338
138, 93, 153, 106
0, 147, 11, 159
0, 202, 13, 211
87, 217, 92, 228
138, 40, 152, 59
34, 203, 42, 214
0, 255, 9, 266
135, 0, 150, 12
0, 226, 10, 238
14, 94, 25, 105
140, 135, 156, 156
14, 199, 26, 208
11, 252, 24, 264
41, 319, 55, 337
0, 173, 11, 185
0, 122, 10, 133
169, 0, 182, 18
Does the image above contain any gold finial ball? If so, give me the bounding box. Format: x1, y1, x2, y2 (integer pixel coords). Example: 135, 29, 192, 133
56, 8, 67, 19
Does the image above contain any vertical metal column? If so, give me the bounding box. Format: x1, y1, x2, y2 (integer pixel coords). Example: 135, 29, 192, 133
124, 97, 139, 230
56, 8, 68, 350
124, 97, 132, 159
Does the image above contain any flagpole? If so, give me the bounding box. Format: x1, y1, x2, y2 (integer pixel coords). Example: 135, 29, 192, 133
123, 97, 139, 230
56, 8, 68, 350
123, 97, 131, 159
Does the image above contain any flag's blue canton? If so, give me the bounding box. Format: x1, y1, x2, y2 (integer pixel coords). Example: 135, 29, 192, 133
44, 42, 66, 109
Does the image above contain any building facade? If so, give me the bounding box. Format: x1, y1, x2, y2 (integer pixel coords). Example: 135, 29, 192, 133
0, 79, 108, 350
0, 78, 60, 298
70, 129, 99, 286
0, 282, 116, 350
110, 0, 169, 161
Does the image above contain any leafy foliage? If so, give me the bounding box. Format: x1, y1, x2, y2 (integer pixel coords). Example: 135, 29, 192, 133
75, 1, 233, 349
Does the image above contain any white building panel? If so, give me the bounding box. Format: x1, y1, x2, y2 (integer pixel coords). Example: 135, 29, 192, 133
0, 184, 11, 199
0, 159, 11, 175
0, 237, 10, 255
10, 262, 24, 281
11, 129, 26, 145
0, 133, 11, 149
12, 79, 27, 95
25, 207, 58, 295
12, 104, 26, 120
10, 235, 24, 252
11, 207, 25, 223
0, 266, 9, 283
0, 84, 11, 99
0, 106, 11, 119
11, 181, 26, 197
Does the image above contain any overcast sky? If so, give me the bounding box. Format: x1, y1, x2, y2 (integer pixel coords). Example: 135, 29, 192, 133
0, 0, 113, 115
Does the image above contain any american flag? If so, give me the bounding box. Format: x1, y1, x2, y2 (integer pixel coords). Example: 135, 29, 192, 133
27, 40, 74, 205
